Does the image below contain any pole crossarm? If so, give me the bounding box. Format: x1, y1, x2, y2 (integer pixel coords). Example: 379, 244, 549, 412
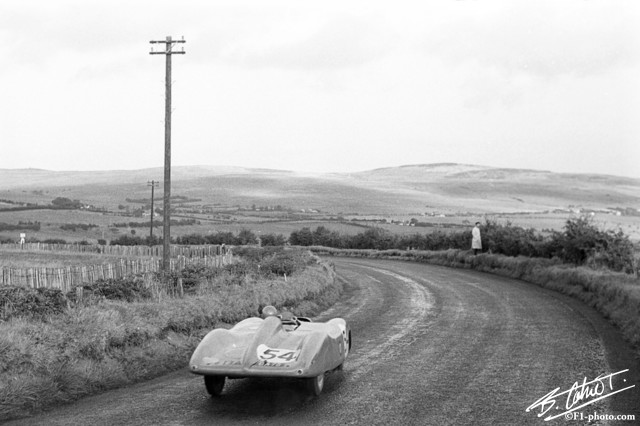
149, 37, 186, 55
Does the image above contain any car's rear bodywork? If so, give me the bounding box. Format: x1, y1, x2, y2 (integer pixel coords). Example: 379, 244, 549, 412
189, 306, 351, 396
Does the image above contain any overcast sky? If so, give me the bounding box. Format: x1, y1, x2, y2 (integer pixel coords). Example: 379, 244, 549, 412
1, 0, 639, 177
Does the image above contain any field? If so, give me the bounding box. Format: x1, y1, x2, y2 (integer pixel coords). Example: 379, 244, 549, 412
0, 248, 128, 268
1, 164, 639, 244
2, 208, 638, 246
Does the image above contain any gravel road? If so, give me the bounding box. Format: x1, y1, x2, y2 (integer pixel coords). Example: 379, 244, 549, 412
7, 258, 639, 425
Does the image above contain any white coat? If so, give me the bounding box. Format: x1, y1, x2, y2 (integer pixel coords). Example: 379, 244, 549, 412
471, 226, 482, 250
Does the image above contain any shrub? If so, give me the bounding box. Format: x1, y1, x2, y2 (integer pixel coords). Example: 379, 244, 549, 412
237, 228, 258, 245
175, 234, 206, 245
481, 219, 545, 257
260, 252, 299, 276
164, 264, 216, 293
60, 223, 97, 232
260, 233, 287, 246
78, 277, 152, 303
548, 217, 636, 273
43, 238, 68, 244
289, 227, 314, 246
0, 287, 68, 321
289, 218, 637, 274
229, 246, 313, 278
109, 235, 146, 246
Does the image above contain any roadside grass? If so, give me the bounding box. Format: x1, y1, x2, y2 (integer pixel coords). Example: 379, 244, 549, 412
0, 250, 339, 421
310, 246, 640, 355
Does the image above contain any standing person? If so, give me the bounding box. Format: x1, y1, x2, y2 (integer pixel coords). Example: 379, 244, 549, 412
471, 222, 482, 255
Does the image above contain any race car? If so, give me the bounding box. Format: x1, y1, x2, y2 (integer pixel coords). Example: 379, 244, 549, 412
189, 305, 351, 396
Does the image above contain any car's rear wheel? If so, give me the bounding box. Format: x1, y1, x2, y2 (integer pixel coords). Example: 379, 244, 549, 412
306, 373, 325, 396
204, 375, 225, 397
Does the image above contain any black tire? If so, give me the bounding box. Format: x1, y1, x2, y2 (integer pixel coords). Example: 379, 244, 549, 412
306, 373, 325, 396
204, 375, 225, 397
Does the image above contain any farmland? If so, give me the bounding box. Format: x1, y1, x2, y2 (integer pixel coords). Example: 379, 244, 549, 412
0, 247, 126, 269
0, 163, 639, 244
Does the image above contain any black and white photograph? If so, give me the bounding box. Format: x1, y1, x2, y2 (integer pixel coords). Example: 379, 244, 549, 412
1, 1, 639, 424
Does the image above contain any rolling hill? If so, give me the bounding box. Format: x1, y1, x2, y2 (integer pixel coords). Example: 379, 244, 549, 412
0, 164, 639, 215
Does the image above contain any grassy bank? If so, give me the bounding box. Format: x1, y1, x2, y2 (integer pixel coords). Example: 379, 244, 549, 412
311, 246, 640, 352
0, 250, 339, 421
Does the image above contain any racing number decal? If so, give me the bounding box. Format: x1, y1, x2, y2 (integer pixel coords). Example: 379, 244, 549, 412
257, 344, 300, 364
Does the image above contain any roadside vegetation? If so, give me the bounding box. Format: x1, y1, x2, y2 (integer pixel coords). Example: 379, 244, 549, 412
1, 216, 638, 420
307, 217, 640, 361
0, 248, 339, 421
291, 217, 637, 274
26, 216, 632, 274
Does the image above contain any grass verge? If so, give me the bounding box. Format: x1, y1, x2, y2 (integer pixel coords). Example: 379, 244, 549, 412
0, 251, 339, 421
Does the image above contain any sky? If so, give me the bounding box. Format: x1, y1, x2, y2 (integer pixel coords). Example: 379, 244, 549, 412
1, 0, 639, 177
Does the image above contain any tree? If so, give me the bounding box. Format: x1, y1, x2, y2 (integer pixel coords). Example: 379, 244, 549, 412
237, 228, 258, 245
551, 217, 635, 272
289, 227, 314, 246
312, 226, 332, 246
51, 197, 81, 209
261, 233, 286, 246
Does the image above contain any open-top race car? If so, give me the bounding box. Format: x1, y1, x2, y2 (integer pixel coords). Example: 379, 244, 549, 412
189, 305, 351, 396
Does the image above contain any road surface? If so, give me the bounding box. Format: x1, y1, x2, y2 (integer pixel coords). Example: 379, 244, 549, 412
8, 258, 639, 425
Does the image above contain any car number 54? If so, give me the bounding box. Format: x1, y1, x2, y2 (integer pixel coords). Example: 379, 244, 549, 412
257, 344, 300, 363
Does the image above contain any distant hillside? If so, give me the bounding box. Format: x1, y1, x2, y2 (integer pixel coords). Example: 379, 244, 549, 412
346, 163, 640, 213
1, 164, 639, 215
0, 166, 259, 189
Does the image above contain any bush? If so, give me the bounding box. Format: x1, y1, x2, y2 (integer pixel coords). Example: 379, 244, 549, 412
260, 252, 300, 276
548, 217, 636, 273
43, 238, 68, 244
109, 235, 146, 246
231, 246, 313, 277
78, 277, 152, 302
60, 223, 97, 232
289, 227, 314, 246
481, 219, 546, 257
109, 235, 159, 246
289, 218, 637, 274
260, 233, 287, 246
164, 264, 216, 293
237, 228, 258, 245
0, 287, 68, 321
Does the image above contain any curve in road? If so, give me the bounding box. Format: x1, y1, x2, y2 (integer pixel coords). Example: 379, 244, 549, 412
7, 258, 639, 425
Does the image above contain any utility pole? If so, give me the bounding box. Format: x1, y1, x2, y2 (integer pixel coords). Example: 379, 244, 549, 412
150, 36, 185, 272
147, 180, 159, 239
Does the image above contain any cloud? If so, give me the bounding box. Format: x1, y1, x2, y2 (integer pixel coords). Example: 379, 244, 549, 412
420, 1, 640, 79
219, 13, 398, 70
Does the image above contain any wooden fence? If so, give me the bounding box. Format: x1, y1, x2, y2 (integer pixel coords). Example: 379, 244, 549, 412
0, 244, 233, 291
1, 243, 228, 257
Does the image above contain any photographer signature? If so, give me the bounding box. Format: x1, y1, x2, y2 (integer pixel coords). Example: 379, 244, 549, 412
526, 369, 635, 421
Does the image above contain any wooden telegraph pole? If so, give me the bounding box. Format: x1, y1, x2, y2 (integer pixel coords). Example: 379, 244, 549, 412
150, 36, 185, 272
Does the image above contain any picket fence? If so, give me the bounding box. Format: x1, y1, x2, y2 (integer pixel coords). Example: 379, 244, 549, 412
0, 244, 233, 291
3, 243, 228, 258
